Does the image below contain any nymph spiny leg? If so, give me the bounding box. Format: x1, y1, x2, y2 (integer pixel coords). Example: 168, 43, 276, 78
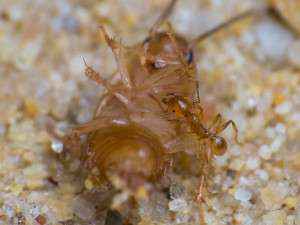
99, 25, 133, 89
82, 56, 112, 91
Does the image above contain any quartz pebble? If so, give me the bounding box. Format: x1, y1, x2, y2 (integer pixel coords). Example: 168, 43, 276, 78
168, 198, 188, 212
260, 182, 289, 209
245, 157, 260, 170
51, 139, 64, 153
234, 188, 252, 203
258, 145, 272, 160
262, 210, 286, 225
275, 102, 292, 115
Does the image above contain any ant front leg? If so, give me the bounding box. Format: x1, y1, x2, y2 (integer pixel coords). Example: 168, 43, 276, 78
215, 119, 241, 145
208, 113, 222, 130
99, 26, 133, 89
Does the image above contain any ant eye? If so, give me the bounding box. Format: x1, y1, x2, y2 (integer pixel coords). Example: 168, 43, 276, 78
186, 50, 193, 64
143, 36, 151, 44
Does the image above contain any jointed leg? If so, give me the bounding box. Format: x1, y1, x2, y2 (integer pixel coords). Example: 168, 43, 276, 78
215, 120, 241, 145
185, 83, 203, 119
82, 57, 112, 91
99, 26, 133, 89
197, 175, 206, 203
192, 81, 201, 104
208, 113, 222, 130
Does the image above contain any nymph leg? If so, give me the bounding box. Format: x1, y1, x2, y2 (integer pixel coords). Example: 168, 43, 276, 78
99, 26, 133, 89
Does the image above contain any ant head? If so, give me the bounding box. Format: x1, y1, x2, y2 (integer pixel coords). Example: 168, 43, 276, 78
141, 32, 194, 73
162, 93, 176, 104
209, 135, 227, 156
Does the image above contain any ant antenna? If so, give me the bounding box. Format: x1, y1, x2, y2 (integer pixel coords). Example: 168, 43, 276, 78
149, 0, 178, 36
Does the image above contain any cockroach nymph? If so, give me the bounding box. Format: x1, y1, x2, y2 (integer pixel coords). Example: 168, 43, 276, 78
60, 0, 251, 197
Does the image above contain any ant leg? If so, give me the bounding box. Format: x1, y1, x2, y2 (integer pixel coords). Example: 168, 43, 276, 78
208, 113, 222, 130
197, 175, 206, 203
215, 120, 241, 145
191, 81, 201, 104
149, 0, 178, 35
192, 83, 204, 120
99, 26, 133, 89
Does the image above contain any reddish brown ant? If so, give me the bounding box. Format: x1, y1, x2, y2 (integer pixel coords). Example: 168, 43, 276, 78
151, 90, 240, 203
156, 92, 241, 157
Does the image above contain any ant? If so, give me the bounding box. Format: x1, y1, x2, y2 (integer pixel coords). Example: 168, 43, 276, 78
161, 93, 240, 156
150, 88, 241, 203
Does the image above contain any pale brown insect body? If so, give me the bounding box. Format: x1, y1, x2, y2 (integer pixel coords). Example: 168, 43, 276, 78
84, 123, 168, 187
62, 0, 251, 193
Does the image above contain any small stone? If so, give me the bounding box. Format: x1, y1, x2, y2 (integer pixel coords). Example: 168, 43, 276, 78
23, 164, 48, 190
72, 197, 95, 220
229, 158, 244, 171
245, 157, 260, 170
260, 182, 289, 209
234, 213, 253, 225
270, 136, 285, 153
234, 188, 252, 203
284, 197, 298, 209
0, 123, 6, 136
258, 145, 272, 160
84, 178, 94, 190
275, 123, 286, 134
168, 198, 188, 212
255, 169, 269, 181
51, 139, 64, 153
9, 183, 24, 196
255, 20, 294, 61
262, 209, 286, 225
175, 213, 189, 224
288, 40, 300, 67
275, 102, 292, 115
